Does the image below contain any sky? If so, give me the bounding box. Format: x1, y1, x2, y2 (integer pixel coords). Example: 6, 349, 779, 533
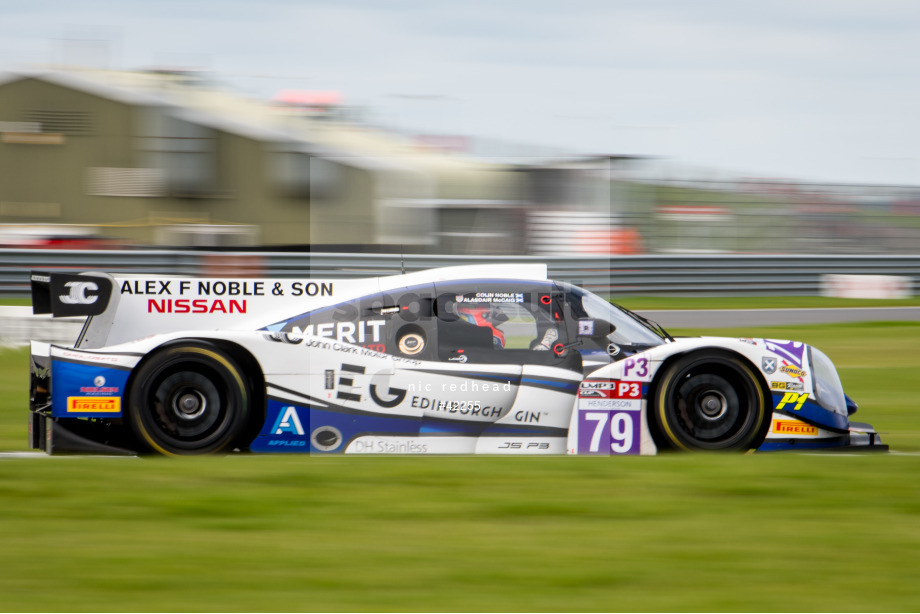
2, 0, 920, 185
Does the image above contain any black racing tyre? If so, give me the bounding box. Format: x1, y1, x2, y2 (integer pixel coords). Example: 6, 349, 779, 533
651, 351, 769, 452
127, 343, 251, 456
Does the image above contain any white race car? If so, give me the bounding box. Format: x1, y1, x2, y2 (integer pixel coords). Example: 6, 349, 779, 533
28, 264, 886, 456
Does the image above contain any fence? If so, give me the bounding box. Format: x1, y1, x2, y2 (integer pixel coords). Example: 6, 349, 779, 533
2, 249, 919, 298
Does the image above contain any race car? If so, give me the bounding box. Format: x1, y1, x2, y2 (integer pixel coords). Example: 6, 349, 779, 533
27, 264, 887, 456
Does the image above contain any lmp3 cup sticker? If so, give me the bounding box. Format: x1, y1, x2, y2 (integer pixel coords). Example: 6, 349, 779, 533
578, 380, 642, 410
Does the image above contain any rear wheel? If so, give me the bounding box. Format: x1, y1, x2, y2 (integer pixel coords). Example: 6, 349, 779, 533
127, 343, 251, 455
652, 351, 769, 451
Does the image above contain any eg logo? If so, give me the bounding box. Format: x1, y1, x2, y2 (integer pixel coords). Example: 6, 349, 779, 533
272, 406, 305, 436
335, 363, 408, 407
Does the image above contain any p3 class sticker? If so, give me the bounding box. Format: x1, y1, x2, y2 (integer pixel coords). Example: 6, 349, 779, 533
622, 357, 650, 380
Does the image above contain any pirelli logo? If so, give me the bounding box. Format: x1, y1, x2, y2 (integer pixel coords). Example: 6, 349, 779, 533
772, 419, 817, 436
67, 396, 121, 413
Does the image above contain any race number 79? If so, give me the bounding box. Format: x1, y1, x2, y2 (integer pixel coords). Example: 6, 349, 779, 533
579, 410, 639, 455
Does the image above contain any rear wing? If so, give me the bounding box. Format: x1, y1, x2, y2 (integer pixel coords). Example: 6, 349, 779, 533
31, 271, 113, 318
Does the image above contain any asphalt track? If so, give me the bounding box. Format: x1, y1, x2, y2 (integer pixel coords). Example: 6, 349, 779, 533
642, 307, 920, 328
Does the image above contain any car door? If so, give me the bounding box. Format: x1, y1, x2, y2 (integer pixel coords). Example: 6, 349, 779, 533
417, 282, 580, 450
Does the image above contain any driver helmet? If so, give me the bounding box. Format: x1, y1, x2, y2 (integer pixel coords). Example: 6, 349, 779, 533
456, 304, 506, 348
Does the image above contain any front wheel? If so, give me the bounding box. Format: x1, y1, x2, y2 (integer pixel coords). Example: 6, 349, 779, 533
127, 343, 251, 455
651, 351, 769, 451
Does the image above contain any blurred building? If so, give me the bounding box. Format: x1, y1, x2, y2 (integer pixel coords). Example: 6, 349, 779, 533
0, 67, 546, 252
3, 66, 916, 256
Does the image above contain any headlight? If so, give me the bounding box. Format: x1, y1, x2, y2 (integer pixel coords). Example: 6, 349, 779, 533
808, 346, 847, 416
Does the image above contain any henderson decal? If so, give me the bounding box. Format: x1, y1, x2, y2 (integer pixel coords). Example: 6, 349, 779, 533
578, 380, 643, 410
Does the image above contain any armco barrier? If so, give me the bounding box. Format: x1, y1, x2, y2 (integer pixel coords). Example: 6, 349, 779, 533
1, 249, 918, 298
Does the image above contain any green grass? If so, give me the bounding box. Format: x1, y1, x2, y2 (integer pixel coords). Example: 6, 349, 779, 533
2, 454, 919, 612
1, 321, 919, 612
0, 298, 34, 306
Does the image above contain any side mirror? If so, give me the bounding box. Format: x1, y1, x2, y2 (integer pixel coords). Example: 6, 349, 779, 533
577, 318, 615, 338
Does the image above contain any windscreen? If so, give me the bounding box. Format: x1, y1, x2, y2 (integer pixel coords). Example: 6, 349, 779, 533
562, 283, 664, 347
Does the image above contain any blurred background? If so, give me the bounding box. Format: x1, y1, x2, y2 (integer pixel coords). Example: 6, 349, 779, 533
2, 11, 920, 613
1, 63, 919, 255
0, 2, 919, 296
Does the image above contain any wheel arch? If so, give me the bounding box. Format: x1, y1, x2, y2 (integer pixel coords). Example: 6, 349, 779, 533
125, 337, 267, 452
646, 347, 772, 451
